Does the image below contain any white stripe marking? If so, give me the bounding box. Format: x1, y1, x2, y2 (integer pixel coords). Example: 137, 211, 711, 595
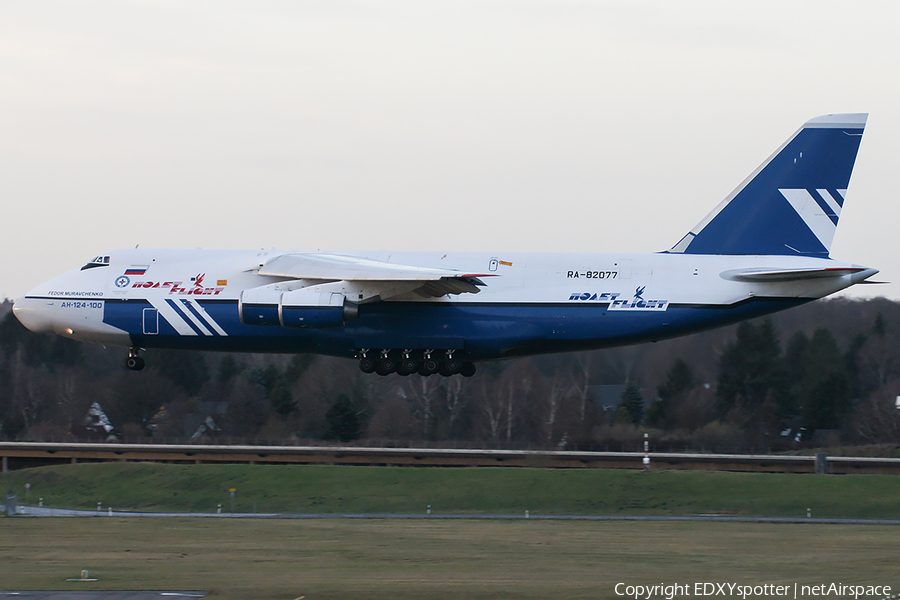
779, 188, 837, 251
816, 189, 842, 218
148, 299, 197, 336
177, 300, 212, 336
186, 299, 228, 336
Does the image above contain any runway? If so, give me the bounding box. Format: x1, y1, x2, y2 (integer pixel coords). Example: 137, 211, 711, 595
1, 593, 205, 599
13, 505, 900, 525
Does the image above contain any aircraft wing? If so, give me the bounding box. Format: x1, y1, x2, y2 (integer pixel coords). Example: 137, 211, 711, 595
258, 253, 490, 297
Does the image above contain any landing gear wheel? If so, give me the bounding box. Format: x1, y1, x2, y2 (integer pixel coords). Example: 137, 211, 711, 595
460, 362, 477, 377
422, 359, 440, 375
440, 359, 461, 377
359, 356, 377, 373
396, 358, 417, 376
126, 356, 145, 371
376, 358, 396, 376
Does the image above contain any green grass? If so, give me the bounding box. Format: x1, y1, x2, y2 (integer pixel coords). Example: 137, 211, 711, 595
3, 462, 900, 518
3, 465, 900, 599
0, 518, 897, 599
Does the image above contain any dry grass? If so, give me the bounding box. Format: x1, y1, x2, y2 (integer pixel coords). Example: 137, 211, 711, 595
0, 518, 897, 600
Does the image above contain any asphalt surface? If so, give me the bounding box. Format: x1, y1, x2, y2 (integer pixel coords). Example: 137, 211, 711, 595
1, 594, 205, 599
11, 505, 900, 525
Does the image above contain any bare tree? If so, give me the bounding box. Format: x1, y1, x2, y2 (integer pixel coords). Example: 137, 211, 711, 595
851, 380, 900, 443
542, 384, 567, 447
401, 374, 442, 440
442, 376, 467, 438
569, 352, 593, 425
857, 334, 900, 390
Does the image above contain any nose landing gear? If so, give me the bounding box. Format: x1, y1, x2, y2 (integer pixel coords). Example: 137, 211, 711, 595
126, 348, 145, 371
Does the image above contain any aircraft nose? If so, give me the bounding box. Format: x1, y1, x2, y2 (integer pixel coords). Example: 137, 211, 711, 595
12, 296, 56, 334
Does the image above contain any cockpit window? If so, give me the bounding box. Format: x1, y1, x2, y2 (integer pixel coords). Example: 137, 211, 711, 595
80, 255, 111, 271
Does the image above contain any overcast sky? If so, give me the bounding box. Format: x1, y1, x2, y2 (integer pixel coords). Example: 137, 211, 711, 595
2, 0, 898, 301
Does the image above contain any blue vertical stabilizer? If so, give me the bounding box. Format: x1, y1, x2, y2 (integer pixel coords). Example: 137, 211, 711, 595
669, 113, 866, 257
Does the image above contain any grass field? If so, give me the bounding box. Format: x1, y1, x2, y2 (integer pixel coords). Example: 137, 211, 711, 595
3, 462, 900, 518
0, 518, 898, 600
2, 464, 900, 599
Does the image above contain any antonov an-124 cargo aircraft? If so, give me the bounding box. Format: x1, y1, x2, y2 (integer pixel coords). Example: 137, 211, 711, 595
14, 114, 878, 377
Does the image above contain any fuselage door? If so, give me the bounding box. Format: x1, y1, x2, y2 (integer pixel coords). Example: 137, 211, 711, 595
143, 308, 159, 335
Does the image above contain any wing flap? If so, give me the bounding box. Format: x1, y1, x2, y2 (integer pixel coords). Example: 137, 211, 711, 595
258, 253, 489, 298
260, 253, 484, 281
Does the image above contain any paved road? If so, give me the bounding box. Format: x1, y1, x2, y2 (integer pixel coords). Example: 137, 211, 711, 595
12, 505, 900, 525
1, 593, 205, 599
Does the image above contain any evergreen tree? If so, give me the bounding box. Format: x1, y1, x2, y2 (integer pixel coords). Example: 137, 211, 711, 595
285, 354, 316, 384
269, 378, 295, 416
657, 358, 694, 400
798, 328, 852, 434
0, 311, 82, 371
217, 355, 243, 383
716, 318, 789, 420
872, 312, 887, 337
620, 380, 644, 425
0, 312, 20, 358
783, 330, 810, 419
324, 393, 362, 442
248, 364, 296, 415
647, 358, 694, 428
152, 349, 209, 396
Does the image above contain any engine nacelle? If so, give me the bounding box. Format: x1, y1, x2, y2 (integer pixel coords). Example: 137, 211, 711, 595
239, 285, 282, 326
280, 288, 357, 328
239, 285, 358, 328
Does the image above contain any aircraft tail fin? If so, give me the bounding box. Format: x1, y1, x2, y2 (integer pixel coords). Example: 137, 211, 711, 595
668, 113, 867, 257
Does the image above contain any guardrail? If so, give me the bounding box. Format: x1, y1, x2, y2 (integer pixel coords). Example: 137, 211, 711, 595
1, 442, 898, 474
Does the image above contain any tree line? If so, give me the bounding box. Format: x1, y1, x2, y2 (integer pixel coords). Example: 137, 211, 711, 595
1, 297, 899, 453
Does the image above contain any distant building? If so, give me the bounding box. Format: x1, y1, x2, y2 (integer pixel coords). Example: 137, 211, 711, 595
81, 402, 115, 440
586, 384, 626, 413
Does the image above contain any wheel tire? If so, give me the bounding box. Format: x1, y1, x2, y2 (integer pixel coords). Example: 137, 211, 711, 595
359, 357, 377, 373
439, 360, 461, 377
460, 362, 477, 377
126, 356, 145, 371
423, 359, 439, 374
376, 358, 396, 376
396, 362, 412, 376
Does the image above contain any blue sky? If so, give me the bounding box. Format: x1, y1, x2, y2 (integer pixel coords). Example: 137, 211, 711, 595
2, 0, 898, 300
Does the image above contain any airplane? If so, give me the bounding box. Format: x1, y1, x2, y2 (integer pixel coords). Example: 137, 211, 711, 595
13, 113, 878, 377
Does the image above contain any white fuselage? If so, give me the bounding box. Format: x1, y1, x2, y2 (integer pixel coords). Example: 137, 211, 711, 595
13, 248, 876, 363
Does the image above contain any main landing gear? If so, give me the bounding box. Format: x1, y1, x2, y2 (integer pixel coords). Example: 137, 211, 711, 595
357, 349, 476, 377
126, 347, 145, 371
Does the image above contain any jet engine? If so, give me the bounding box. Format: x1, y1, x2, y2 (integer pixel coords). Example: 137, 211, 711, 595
239, 285, 358, 328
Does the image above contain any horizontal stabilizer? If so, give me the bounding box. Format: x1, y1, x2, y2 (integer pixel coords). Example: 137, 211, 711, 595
723, 266, 877, 282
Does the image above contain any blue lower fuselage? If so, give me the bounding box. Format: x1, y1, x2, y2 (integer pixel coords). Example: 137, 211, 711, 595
107, 297, 806, 361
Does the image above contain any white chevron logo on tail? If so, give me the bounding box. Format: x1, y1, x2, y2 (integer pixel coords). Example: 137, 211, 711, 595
778, 188, 845, 251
